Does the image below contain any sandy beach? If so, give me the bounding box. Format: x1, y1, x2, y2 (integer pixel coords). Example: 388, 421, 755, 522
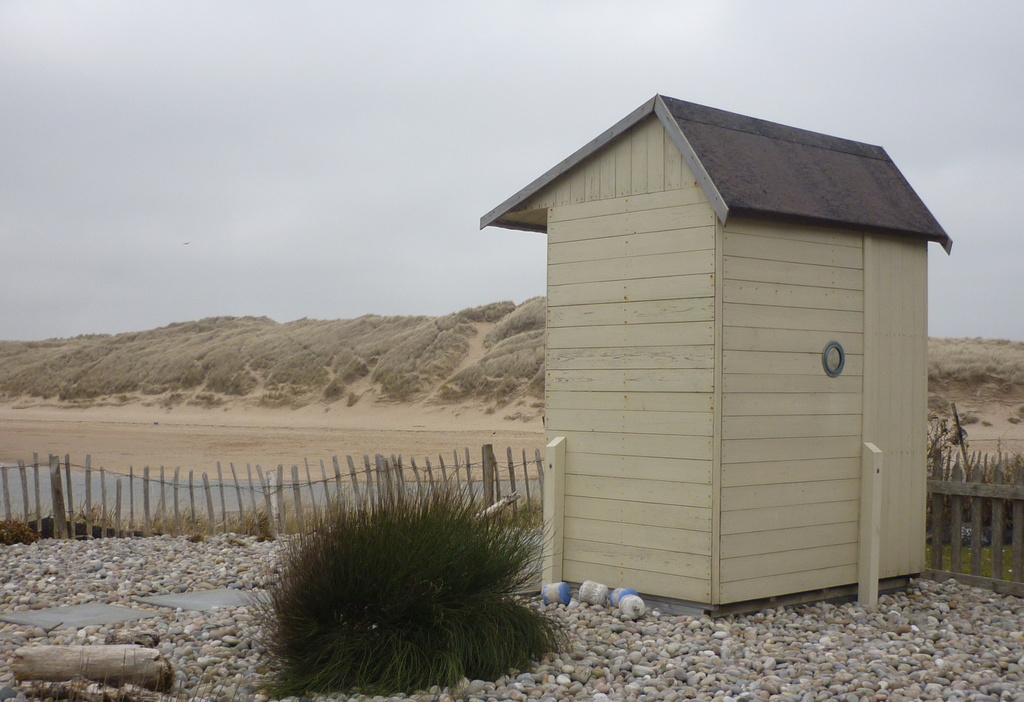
0, 402, 545, 476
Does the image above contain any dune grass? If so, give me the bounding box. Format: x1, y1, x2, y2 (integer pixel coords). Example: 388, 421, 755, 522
929, 337, 1024, 386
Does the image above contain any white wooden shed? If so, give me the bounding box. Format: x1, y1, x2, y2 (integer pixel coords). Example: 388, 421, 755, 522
481, 95, 952, 613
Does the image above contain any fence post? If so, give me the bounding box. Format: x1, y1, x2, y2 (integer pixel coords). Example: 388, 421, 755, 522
64, 454, 74, 536
255, 465, 276, 538
33, 454, 41, 533
18, 461, 30, 527
292, 465, 305, 533
929, 450, 944, 570
202, 473, 216, 536
858, 442, 883, 607
115, 479, 123, 537
84, 455, 93, 538
2, 463, 11, 521
49, 455, 68, 539
482, 444, 497, 507
542, 436, 566, 585
173, 467, 182, 536
142, 466, 152, 537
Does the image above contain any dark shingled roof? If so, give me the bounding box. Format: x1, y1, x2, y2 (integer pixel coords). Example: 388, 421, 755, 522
482, 95, 952, 253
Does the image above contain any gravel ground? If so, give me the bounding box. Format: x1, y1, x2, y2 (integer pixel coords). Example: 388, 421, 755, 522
2, 535, 1024, 702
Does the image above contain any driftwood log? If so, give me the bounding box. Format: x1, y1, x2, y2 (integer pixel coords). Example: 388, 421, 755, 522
21, 678, 171, 702
12, 645, 174, 692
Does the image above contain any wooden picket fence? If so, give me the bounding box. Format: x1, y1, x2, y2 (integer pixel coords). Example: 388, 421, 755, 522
0, 445, 543, 540
925, 448, 1024, 596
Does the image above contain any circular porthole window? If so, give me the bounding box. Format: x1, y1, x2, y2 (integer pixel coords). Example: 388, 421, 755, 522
822, 341, 845, 377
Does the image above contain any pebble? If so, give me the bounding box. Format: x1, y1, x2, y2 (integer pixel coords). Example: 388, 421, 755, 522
3, 536, 1024, 701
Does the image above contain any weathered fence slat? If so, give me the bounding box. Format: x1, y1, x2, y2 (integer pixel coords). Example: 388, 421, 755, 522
100, 467, 108, 538
85, 456, 93, 538
33, 455, 41, 533
230, 463, 245, 532
950, 458, 963, 574
159, 466, 167, 533
1014, 465, 1024, 583
64, 454, 73, 534
202, 473, 216, 536
18, 461, 30, 527
217, 462, 227, 534
291, 465, 305, 534
50, 455, 68, 539
970, 459, 983, 576
173, 467, 182, 536
142, 466, 152, 537
2, 463, 11, 521
115, 479, 123, 537
929, 454, 944, 570
992, 460, 1005, 580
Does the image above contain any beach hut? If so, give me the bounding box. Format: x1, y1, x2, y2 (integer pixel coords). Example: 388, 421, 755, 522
481, 95, 951, 613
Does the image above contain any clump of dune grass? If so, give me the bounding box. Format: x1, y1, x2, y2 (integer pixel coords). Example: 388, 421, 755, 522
252, 487, 563, 697
439, 330, 544, 403
929, 337, 1024, 386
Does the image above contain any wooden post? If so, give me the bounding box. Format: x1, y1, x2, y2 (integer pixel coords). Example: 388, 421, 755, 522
858, 442, 883, 607
158, 466, 167, 533
64, 454, 74, 536
950, 458, 964, 574
341, 455, 355, 504
189, 470, 197, 525
535, 448, 544, 490
129, 467, 135, 534
424, 457, 435, 488
506, 447, 519, 515
970, 457, 983, 576
481, 444, 497, 506
33, 454, 41, 533
115, 479, 123, 537
50, 455, 68, 540
247, 464, 259, 518
230, 463, 244, 533
1013, 465, 1024, 583
255, 464, 276, 538
521, 449, 532, 505
464, 447, 472, 485
216, 462, 227, 533
438, 454, 449, 485
202, 473, 216, 536
929, 450, 944, 570
1, 463, 11, 521
363, 455, 374, 504
100, 467, 108, 538
992, 460, 1005, 580
542, 437, 566, 584
18, 461, 30, 526
84, 455, 93, 538
410, 457, 422, 495
142, 466, 152, 537
173, 467, 181, 536
291, 465, 305, 533
319, 459, 329, 504
303, 459, 319, 526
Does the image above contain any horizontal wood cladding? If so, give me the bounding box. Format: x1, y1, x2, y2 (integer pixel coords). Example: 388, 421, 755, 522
563, 559, 711, 603
520, 116, 692, 212
724, 256, 862, 290
721, 457, 860, 488
720, 542, 858, 583
548, 274, 714, 307
721, 521, 858, 559
723, 327, 863, 354
724, 304, 862, 333
564, 496, 712, 532
549, 249, 714, 285
548, 299, 714, 328
721, 478, 859, 513
719, 564, 858, 604
548, 206, 715, 247
565, 517, 712, 556
546, 368, 713, 393
721, 413, 861, 440
721, 499, 859, 535
565, 474, 711, 509
723, 392, 861, 416
722, 350, 862, 376
565, 452, 711, 484
547, 188, 705, 224
546, 390, 713, 413
722, 436, 862, 464
548, 322, 713, 349
564, 538, 711, 580
545, 407, 713, 436
552, 431, 712, 460
723, 373, 861, 394
546, 346, 713, 371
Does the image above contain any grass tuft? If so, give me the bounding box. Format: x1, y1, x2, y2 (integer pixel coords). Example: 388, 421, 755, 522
252, 488, 563, 696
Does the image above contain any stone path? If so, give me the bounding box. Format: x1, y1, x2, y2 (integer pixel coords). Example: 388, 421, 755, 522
0, 588, 251, 630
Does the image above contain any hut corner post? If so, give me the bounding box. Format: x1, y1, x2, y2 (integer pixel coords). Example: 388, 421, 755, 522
858, 442, 883, 607
542, 436, 566, 584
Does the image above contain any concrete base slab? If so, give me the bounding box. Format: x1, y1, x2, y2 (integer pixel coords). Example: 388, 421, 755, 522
136, 588, 256, 611
0, 604, 159, 629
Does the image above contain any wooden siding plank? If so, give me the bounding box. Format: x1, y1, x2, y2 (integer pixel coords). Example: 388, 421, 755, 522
564, 495, 712, 531
549, 204, 715, 243
563, 559, 710, 602
547, 322, 714, 348
724, 231, 862, 268
548, 273, 714, 307
721, 543, 858, 582
630, 123, 649, 195
553, 431, 713, 460
549, 250, 714, 285
564, 538, 711, 579
722, 436, 861, 464
546, 346, 714, 371
721, 522, 859, 559
724, 303, 862, 333
549, 227, 715, 264
548, 298, 714, 328
664, 127, 683, 189
723, 281, 863, 311
645, 117, 666, 192
723, 392, 862, 416
722, 414, 861, 440
723, 327, 864, 354
725, 219, 865, 249
546, 408, 713, 436
722, 350, 862, 376
614, 136, 632, 197
719, 564, 857, 603
721, 479, 860, 512
724, 256, 863, 290
722, 499, 858, 534
565, 517, 711, 556
546, 368, 713, 393
565, 475, 711, 509
548, 188, 704, 224
546, 390, 714, 413
567, 452, 712, 484
721, 457, 860, 487
723, 373, 861, 394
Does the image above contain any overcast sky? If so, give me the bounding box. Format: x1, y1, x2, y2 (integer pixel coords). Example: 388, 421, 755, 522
2, 1, 1021, 342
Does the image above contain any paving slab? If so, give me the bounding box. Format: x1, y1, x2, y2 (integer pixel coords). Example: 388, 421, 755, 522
135, 587, 256, 611
0, 603, 159, 629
